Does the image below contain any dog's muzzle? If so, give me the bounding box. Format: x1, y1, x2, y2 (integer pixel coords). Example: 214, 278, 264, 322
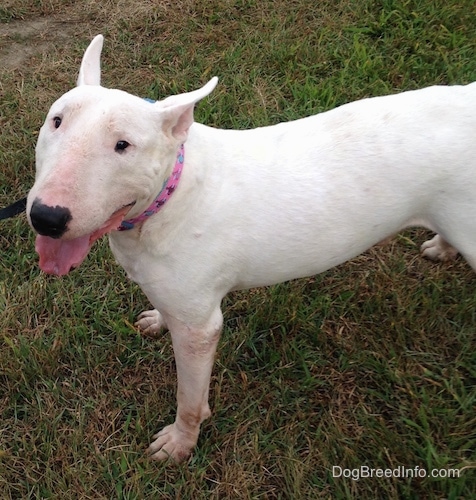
29, 199, 72, 239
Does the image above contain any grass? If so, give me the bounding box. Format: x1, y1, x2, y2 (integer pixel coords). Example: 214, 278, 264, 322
0, 0, 475, 497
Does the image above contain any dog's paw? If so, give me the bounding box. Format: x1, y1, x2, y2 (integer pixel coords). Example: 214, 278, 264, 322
146, 423, 196, 462
421, 234, 458, 262
135, 309, 166, 335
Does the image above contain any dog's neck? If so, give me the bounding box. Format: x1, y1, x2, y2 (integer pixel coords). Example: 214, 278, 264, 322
118, 144, 184, 231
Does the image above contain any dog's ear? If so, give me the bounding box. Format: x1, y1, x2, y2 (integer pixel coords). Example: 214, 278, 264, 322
77, 35, 104, 86
158, 77, 218, 142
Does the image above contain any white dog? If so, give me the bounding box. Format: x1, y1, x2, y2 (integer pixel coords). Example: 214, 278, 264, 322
27, 35, 475, 461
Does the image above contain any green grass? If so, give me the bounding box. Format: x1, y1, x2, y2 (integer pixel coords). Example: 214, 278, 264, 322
1, 0, 476, 497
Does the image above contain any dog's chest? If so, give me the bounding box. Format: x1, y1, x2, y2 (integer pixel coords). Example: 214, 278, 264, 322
108, 232, 161, 284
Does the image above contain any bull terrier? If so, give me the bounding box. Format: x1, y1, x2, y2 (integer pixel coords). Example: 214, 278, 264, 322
27, 35, 475, 461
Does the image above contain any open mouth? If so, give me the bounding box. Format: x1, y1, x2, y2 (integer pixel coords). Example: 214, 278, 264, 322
35, 203, 134, 276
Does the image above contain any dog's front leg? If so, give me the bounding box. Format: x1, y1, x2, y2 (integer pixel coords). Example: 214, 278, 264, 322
147, 307, 223, 462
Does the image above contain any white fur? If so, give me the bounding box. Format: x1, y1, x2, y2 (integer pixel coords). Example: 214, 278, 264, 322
27, 35, 476, 461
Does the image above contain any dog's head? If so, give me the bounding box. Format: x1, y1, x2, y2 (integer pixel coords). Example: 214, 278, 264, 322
27, 35, 217, 275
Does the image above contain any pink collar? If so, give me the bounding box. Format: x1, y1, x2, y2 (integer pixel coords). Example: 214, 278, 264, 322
118, 144, 184, 231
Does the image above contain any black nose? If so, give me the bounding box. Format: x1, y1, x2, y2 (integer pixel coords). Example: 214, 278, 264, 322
30, 199, 72, 238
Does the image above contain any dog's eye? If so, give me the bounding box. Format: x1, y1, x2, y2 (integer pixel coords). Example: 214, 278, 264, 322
115, 140, 130, 153
53, 116, 62, 129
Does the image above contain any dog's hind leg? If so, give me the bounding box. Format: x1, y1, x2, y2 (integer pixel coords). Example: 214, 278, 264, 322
421, 234, 459, 262
135, 309, 166, 335
146, 306, 223, 462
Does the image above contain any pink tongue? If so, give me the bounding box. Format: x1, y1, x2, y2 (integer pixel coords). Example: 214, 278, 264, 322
35, 235, 91, 276
34, 206, 131, 276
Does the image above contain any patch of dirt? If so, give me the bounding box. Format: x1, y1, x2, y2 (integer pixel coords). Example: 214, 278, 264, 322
0, 16, 83, 70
